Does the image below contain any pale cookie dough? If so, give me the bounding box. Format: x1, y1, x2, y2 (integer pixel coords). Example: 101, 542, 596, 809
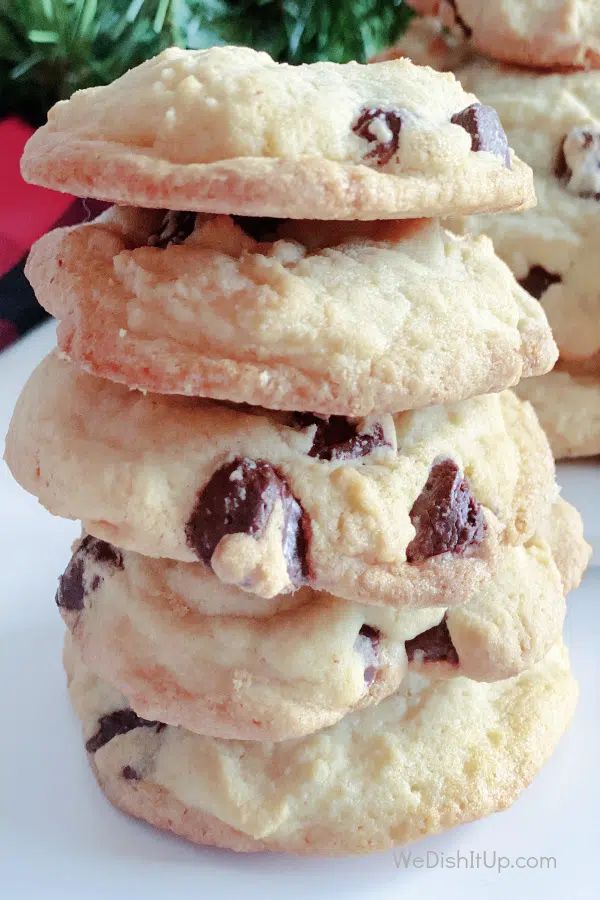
25, 207, 557, 414
65, 634, 577, 855
516, 370, 600, 458
56, 499, 586, 740
409, 0, 600, 69
6, 353, 556, 608
20, 46, 535, 220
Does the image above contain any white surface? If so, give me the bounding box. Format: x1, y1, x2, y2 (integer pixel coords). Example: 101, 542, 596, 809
1, 321, 599, 900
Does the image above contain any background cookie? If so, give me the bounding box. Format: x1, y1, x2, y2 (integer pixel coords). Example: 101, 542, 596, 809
26, 207, 557, 414
454, 61, 600, 376
65, 634, 577, 855
409, 0, 600, 69
21, 46, 535, 220
57, 499, 584, 741
516, 370, 600, 458
6, 354, 557, 609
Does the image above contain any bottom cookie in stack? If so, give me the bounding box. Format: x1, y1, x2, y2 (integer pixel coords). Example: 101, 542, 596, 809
66, 635, 576, 856
516, 372, 600, 459
62, 498, 589, 854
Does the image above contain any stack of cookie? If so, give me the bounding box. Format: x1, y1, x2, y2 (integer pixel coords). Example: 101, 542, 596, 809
387, 1, 600, 458
5, 47, 590, 854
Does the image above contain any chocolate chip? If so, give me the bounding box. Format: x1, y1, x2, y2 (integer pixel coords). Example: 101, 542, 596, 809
518, 266, 562, 300
148, 211, 197, 248
56, 535, 123, 611
294, 413, 392, 461
451, 104, 511, 168
186, 458, 308, 586
406, 459, 486, 563
355, 624, 381, 687
447, 0, 472, 38
353, 107, 402, 166
555, 128, 600, 199
405, 615, 459, 666
121, 765, 140, 780
231, 217, 286, 241
85, 709, 164, 754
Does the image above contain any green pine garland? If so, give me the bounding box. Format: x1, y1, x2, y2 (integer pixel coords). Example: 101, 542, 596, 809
0, 0, 413, 125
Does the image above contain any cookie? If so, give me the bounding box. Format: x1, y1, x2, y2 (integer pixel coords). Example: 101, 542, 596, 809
25, 207, 557, 414
516, 370, 600, 459
452, 61, 600, 375
64, 634, 577, 855
409, 0, 600, 69
20, 46, 535, 220
56, 498, 584, 741
58, 535, 442, 740
6, 353, 556, 608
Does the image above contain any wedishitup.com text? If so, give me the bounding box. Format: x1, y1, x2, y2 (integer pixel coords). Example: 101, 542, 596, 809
393, 849, 556, 874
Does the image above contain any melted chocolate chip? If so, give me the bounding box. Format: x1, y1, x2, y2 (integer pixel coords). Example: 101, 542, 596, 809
121, 765, 140, 780
56, 535, 123, 611
555, 128, 600, 199
86, 709, 164, 754
447, 0, 472, 38
519, 266, 562, 300
186, 458, 308, 586
148, 211, 197, 248
406, 459, 486, 563
231, 217, 286, 241
405, 615, 459, 666
356, 624, 381, 687
294, 413, 391, 461
451, 104, 511, 168
353, 107, 402, 166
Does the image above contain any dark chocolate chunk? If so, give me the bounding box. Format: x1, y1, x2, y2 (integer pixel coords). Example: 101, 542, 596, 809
231, 217, 286, 241
447, 0, 473, 38
86, 709, 164, 753
406, 458, 486, 563
56, 535, 123, 611
356, 624, 381, 687
121, 765, 140, 780
451, 104, 511, 168
294, 413, 391, 461
186, 458, 308, 586
148, 211, 197, 248
405, 615, 459, 666
518, 266, 562, 300
555, 128, 600, 198
352, 107, 402, 166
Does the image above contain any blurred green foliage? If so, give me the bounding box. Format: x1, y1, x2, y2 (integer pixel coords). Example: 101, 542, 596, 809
0, 0, 413, 124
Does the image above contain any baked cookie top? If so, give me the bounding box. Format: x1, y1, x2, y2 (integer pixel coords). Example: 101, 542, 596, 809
453, 61, 600, 373
21, 46, 534, 219
6, 353, 555, 609
65, 634, 576, 854
56, 498, 585, 740
26, 208, 557, 415
409, 0, 600, 69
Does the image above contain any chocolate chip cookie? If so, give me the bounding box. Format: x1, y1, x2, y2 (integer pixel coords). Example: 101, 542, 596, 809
20, 46, 535, 220
6, 353, 556, 608
25, 206, 557, 414
410, 1, 600, 69
64, 633, 577, 854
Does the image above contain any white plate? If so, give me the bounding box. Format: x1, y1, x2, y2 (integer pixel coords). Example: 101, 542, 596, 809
1, 322, 599, 900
